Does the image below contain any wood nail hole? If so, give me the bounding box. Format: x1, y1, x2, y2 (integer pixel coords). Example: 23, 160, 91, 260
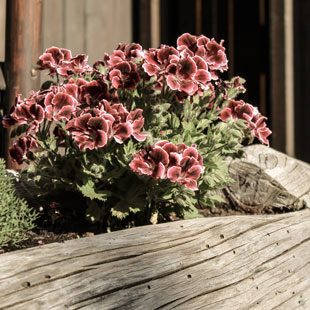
22, 281, 31, 288
206, 244, 210, 248
187, 274, 192, 279
45, 275, 51, 279
220, 234, 224, 239
233, 250, 236, 254
147, 285, 151, 289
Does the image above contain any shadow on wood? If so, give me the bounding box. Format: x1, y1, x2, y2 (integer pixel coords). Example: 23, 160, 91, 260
1, 209, 310, 309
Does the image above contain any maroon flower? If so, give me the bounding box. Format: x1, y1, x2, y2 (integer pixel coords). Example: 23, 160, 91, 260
66, 112, 113, 150
130, 141, 204, 190
44, 92, 78, 121
79, 80, 111, 105
109, 61, 140, 90
57, 54, 90, 76
127, 109, 147, 142
220, 100, 271, 145
9, 136, 39, 165
37, 47, 72, 76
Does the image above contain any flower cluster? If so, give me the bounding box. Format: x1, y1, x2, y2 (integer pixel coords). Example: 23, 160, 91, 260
130, 141, 204, 190
219, 100, 271, 145
66, 101, 146, 150
37, 46, 90, 77
143, 33, 228, 99
2, 32, 272, 227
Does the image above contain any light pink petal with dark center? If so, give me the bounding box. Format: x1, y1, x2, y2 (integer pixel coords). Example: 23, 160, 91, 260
177, 33, 197, 51
57, 105, 74, 121
219, 108, 233, 122
183, 147, 199, 159
132, 131, 147, 141
52, 93, 74, 113
76, 113, 92, 131
184, 179, 198, 191
178, 57, 197, 79
143, 63, 160, 76
168, 152, 181, 167
113, 122, 133, 143
153, 162, 166, 179
155, 140, 169, 148
95, 130, 108, 148
186, 165, 203, 180
166, 75, 180, 91
60, 48, 72, 61
162, 142, 178, 155
150, 147, 169, 165
194, 69, 211, 84
88, 116, 109, 132
167, 166, 182, 182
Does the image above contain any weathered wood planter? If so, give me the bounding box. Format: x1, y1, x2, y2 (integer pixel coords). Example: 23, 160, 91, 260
1, 145, 310, 310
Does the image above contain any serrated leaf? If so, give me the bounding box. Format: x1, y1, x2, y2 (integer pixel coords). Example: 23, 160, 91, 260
183, 205, 204, 220
171, 114, 180, 129
210, 194, 226, 203
77, 179, 107, 201
111, 201, 129, 219
161, 103, 171, 111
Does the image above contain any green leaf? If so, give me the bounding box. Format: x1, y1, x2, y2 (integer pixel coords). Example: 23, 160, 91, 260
111, 201, 130, 219
183, 205, 204, 220
170, 114, 180, 129
161, 103, 171, 111
77, 179, 107, 201
209, 194, 226, 203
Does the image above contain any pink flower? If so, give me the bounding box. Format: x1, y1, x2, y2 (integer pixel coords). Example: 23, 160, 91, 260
57, 54, 90, 76
79, 80, 111, 105
220, 100, 271, 145
66, 112, 113, 150
130, 141, 204, 190
37, 47, 72, 76
109, 61, 140, 90
9, 136, 39, 165
44, 92, 78, 121
176, 34, 228, 80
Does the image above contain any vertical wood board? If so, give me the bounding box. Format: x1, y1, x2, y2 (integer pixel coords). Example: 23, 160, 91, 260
0, 0, 6, 62
85, 0, 132, 64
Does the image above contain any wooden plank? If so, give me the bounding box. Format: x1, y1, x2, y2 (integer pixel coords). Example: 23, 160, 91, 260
85, 0, 132, 64
40, 0, 64, 86
64, 0, 86, 57
151, 0, 160, 48
0, 209, 310, 309
0, 0, 6, 62
0, 67, 5, 90
3, 0, 42, 169
269, 1, 286, 153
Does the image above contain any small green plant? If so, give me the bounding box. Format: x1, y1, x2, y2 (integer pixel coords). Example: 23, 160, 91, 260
0, 158, 38, 248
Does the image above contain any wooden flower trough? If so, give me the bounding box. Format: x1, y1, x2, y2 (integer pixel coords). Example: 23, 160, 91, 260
1, 145, 310, 310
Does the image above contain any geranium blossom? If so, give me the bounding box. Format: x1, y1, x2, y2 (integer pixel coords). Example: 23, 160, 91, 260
9, 136, 39, 165
220, 100, 271, 145
130, 141, 204, 190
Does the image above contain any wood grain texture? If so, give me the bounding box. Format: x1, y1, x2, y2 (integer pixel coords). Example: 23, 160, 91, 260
225, 144, 310, 213
85, 0, 132, 64
0, 0, 6, 62
0, 209, 310, 309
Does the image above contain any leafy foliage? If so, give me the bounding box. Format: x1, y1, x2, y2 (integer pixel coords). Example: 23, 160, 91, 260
0, 158, 38, 248
2, 33, 271, 232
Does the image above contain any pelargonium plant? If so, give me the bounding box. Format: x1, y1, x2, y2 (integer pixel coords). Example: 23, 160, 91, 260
3, 33, 271, 231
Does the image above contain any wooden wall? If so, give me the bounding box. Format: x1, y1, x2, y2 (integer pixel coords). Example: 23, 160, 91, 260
40, 0, 132, 85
